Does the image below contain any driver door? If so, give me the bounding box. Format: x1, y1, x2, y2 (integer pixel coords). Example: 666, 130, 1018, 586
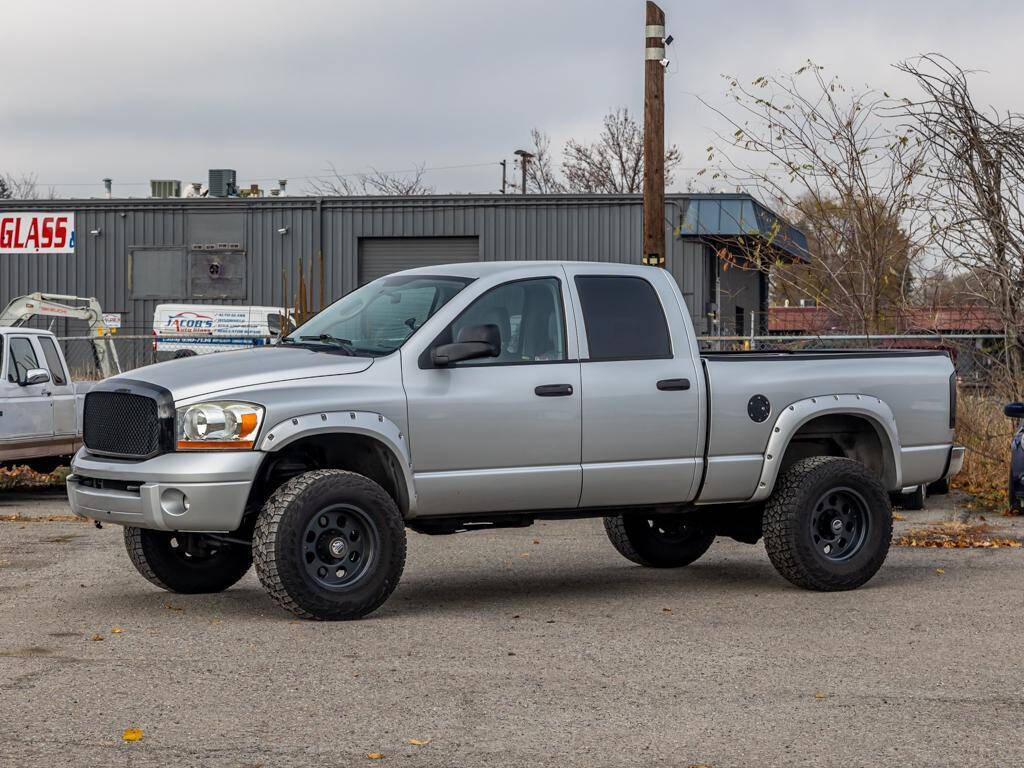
402, 273, 582, 517
2, 336, 54, 440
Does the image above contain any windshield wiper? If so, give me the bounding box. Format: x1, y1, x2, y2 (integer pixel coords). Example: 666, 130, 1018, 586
299, 334, 356, 355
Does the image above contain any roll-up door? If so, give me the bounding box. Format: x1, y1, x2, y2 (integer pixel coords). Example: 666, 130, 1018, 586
358, 237, 479, 285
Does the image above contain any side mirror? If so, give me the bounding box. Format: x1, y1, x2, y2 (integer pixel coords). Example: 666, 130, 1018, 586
21, 368, 50, 386
431, 323, 501, 367
1005, 403, 1024, 419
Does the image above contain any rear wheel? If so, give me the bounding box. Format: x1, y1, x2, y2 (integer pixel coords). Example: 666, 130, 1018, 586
763, 456, 891, 591
604, 513, 715, 568
123, 527, 252, 593
253, 469, 406, 620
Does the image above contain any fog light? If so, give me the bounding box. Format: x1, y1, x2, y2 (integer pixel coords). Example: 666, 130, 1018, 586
160, 489, 189, 517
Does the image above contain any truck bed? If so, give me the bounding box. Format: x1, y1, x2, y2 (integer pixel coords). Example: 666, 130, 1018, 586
698, 349, 955, 502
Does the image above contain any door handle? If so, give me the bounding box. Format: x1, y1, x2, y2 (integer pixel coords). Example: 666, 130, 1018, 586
535, 384, 574, 397
656, 378, 690, 391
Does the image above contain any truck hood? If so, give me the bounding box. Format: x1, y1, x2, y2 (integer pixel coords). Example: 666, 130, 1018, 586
110, 347, 374, 402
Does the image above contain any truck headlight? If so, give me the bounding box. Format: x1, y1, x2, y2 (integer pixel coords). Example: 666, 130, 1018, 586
176, 402, 264, 450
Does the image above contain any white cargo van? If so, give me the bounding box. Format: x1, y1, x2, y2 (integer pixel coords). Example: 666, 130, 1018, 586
152, 304, 293, 359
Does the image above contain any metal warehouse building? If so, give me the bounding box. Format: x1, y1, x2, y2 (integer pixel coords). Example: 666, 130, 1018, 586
0, 193, 806, 368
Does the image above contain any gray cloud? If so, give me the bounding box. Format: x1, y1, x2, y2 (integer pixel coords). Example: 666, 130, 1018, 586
2, 0, 1020, 197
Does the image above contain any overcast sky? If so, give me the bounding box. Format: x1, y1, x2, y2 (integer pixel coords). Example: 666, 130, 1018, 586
4, 0, 1021, 198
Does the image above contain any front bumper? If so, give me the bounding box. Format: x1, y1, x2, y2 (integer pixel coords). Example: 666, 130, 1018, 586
66, 448, 263, 532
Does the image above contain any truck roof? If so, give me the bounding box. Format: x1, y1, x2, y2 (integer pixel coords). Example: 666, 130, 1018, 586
0, 326, 57, 337
393, 260, 659, 279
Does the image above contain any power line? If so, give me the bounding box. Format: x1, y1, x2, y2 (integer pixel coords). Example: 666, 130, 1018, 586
38, 161, 501, 188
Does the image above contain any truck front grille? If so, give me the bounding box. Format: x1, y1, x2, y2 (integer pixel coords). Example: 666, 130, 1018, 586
83, 391, 166, 458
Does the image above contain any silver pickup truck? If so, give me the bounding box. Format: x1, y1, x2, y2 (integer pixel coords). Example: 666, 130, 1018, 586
67, 262, 963, 620
1, 327, 91, 470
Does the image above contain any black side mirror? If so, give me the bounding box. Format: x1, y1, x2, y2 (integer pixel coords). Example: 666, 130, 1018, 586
431, 323, 501, 367
1005, 403, 1024, 419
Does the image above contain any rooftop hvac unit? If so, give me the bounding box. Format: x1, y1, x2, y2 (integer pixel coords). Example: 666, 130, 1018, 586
150, 179, 182, 198
208, 169, 238, 197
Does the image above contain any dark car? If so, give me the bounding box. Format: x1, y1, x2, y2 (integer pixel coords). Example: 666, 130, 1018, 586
1006, 403, 1024, 512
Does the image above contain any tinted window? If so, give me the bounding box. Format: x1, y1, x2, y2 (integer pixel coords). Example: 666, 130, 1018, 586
448, 278, 566, 365
575, 276, 671, 360
37, 337, 68, 385
8, 337, 40, 383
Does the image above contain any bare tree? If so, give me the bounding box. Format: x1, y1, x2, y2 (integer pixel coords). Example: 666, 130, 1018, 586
561, 108, 681, 194
699, 62, 927, 333
2, 172, 56, 199
524, 129, 565, 194
307, 162, 434, 196
0, 175, 10, 199
898, 54, 1024, 394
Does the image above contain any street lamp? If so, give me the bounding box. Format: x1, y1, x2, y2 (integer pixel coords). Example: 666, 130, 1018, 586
514, 149, 535, 195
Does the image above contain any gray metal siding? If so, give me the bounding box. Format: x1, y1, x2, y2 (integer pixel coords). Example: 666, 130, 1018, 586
0, 196, 728, 354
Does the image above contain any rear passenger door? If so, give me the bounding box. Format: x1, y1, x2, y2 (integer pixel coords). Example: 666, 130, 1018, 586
36, 336, 76, 436
565, 268, 702, 507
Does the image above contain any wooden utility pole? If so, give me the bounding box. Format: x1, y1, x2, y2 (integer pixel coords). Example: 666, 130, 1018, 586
642, 1, 666, 267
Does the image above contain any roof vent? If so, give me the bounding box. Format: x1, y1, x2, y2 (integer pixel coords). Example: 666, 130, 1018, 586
150, 180, 182, 198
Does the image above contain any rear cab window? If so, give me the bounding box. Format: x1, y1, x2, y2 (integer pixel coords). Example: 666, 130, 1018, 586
574, 275, 672, 360
37, 336, 68, 385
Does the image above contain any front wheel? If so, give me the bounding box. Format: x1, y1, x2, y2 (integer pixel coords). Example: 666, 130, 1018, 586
604, 513, 715, 568
123, 527, 252, 593
252, 469, 406, 620
763, 456, 892, 591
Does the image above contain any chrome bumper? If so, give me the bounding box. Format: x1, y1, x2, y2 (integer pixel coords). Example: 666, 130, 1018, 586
66, 448, 263, 532
946, 445, 966, 480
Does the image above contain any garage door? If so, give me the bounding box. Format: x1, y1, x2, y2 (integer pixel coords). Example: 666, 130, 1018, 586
358, 237, 479, 285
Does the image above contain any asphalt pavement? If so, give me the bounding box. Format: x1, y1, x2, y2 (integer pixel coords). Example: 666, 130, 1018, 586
1, 488, 1023, 767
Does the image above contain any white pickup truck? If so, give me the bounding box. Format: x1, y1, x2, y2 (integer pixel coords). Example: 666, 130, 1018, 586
66, 262, 964, 620
0, 327, 91, 470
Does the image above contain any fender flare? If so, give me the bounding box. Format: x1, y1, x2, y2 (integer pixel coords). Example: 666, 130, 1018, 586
748, 394, 902, 502
258, 410, 417, 515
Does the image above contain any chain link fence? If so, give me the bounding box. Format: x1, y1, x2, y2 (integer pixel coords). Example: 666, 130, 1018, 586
56, 328, 1006, 390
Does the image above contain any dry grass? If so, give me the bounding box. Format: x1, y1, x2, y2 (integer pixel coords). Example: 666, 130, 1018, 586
954, 391, 1017, 514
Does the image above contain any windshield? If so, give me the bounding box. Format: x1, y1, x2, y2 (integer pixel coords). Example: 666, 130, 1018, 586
283, 274, 472, 356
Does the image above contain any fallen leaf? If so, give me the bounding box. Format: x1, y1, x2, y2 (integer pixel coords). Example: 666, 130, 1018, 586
894, 522, 1024, 549
814, 692, 827, 700
163, 602, 183, 612
367, 752, 384, 760
532, 539, 540, 545
662, 607, 672, 612
111, 627, 124, 634
518, 552, 530, 558
512, 614, 521, 619
90, 634, 104, 642
407, 737, 432, 746
122, 728, 144, 742
935, 568, 945, 575
891, 512, 905, 521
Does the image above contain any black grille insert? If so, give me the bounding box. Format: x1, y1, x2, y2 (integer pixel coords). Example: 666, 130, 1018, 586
84, 389, 167, 458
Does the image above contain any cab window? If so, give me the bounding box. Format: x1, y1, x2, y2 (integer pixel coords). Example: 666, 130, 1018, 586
37, 336, 68, 386
446, 278, 566, 365
7, 337, 40, 383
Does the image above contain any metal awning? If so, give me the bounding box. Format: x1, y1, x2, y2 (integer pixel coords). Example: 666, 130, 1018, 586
670, 194, 810, 263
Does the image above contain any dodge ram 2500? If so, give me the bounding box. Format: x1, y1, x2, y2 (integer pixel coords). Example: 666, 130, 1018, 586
67, 262, 964, 620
